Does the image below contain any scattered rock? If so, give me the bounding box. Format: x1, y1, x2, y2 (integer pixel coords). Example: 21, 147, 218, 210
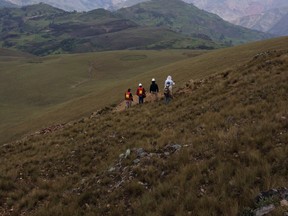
254, 204, 275, 216
135, 148, 147, 158
108, 167, 115, 172
171, 144, 182, 151
256, 188, 288, 203
281, 199, 288, 207
1, 144, 10, 148
241, 188, 288, 215
133, 159, 140, 164
125, 149, 131, 158
164, 144, 182, 153
164, 152, 170, 156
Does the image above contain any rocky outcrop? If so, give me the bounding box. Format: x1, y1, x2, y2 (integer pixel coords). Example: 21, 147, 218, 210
240, 188, 288, 216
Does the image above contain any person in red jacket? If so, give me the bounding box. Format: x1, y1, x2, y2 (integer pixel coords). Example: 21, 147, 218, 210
136, 83, 146, 104
125, 88, 133, 109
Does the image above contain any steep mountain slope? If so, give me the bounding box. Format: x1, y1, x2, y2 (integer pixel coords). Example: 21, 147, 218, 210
0, 0, 17, 7
114, 0, 147, 9
232, 7, 288, 33
187, 0, 288, 22
0, 37, 287, 215
269, 13, 288, 36
5, 0, 288, 19
116, 0, 270, 45
0, 3, 201, 55
7, 0, 109, 11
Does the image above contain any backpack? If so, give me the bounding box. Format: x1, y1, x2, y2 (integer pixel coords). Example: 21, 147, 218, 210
164, 86, 170, 96
125, 92, 131, 100
138, 87, 146, 97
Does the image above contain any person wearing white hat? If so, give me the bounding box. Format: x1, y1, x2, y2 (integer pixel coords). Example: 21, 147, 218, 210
164, 75, 175, 96
136, 83, 146, 104
150, 78, 159, 101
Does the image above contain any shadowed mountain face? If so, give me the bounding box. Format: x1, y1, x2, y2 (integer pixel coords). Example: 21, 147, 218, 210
116, 0, 270, 44
0, 0, 17, 7
0, 3, 205, 55
268, 13, 288, 36
0, 1, 271, 56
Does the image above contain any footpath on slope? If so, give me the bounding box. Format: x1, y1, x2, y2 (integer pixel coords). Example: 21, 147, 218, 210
23, 91, 171, 137
113, 93, 165, 112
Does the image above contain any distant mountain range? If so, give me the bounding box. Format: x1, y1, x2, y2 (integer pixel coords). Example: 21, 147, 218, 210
233, 7, 288, 35
116, 0, 268, 43
268, 13, 288, 36
0, 0, 17, 7
0, 1, 270, 56
187, 0, 288, 22
160, 0, 288, 36
3, 0, 288, 20
2, 0, 288, 36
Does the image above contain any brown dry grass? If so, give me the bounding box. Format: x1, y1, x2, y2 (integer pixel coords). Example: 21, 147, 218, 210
0, 40, 288, 215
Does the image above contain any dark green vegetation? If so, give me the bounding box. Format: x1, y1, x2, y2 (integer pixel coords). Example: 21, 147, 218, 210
0, 37, 287, 215
116, 0, 270, 45
0, 0, 270, 56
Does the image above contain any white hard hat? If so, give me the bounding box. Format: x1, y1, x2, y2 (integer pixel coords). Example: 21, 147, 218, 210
139, 83, 142, 86
152, 78, 155, 81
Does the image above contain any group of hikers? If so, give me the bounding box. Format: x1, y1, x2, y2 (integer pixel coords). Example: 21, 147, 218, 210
124, 75, 175, 109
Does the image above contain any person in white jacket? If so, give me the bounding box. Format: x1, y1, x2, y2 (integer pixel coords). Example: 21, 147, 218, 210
164, 75, 175, 95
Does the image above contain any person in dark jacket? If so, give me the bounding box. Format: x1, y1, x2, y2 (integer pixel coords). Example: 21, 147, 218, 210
150, 78, 159, 101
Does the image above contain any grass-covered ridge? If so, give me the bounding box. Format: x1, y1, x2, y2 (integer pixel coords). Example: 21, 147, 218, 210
0, 49, 204, 144
0, 37, 287, 215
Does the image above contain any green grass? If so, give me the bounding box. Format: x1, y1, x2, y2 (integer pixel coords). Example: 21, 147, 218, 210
0, 49, 204, 144
1, 36, 288, 145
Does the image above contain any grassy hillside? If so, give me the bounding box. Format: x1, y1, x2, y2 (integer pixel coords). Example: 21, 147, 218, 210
0, 47, 33, 57
1, 36, 288, 144
0, 49, 204, 144
0, 37, 287, 215
0, 3, 222, 55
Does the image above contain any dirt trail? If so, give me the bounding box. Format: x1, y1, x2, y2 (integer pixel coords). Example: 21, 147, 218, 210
113, 93, 163, 112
